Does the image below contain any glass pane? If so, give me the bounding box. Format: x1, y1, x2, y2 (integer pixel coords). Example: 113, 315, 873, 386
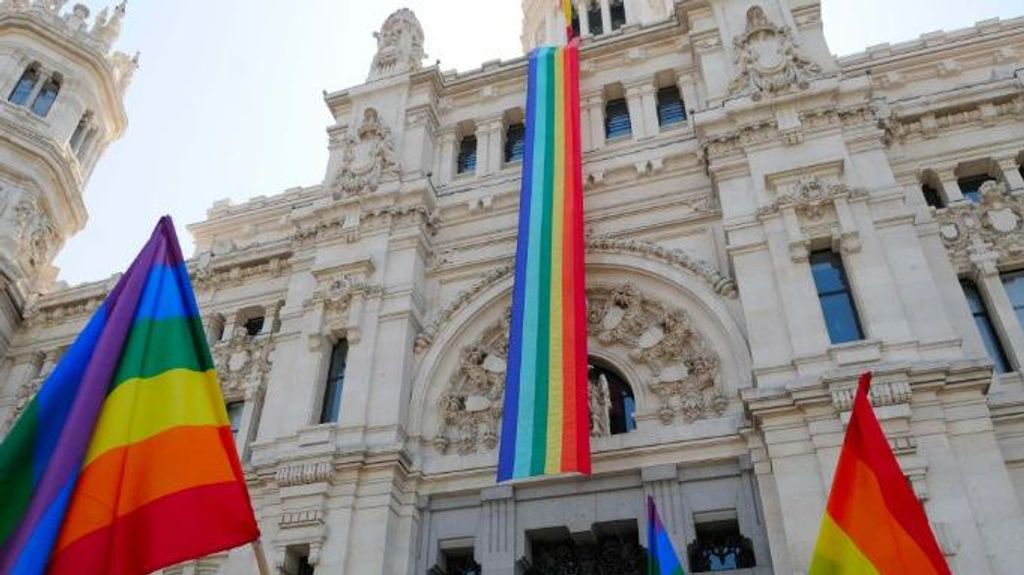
8, 67, 38, 106
656, 86, 686, 128
320, 341, 348, 424
810, 253, 846, 294
958, 175, 994, 204
30, 79, 59, 117
504, 123, 525, 163
226, 401, 245, 436
604, 98, 632, 139
610, 0, 626, 30
1001, 271, 1024, 309
587, 4, 603, 35
244, 316, 265, 337
820, 293, 864, 344
457, 135, 477, 174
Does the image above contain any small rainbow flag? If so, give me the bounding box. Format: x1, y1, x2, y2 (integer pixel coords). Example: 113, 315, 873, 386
0, 217, 259, 575
809, 373, 950, 575
497, 41, 589, 482
562, 0, 574, 39
647, 497, 686, 575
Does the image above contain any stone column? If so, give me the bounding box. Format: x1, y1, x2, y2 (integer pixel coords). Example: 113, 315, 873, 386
474, 123, 491, 177
478, 485, 517, 575
577, 0, 591, 37
584, 93, 605, 151
639, 83, 659, 138
624, 84, 644, 140
436, 130, 457, 185
937, 167, 966, 203
996, 156, 1024, 192
261, 301, 283, 335
484, 118, 505, 175
599, 0, 612, 35
972, 255, 1024, 370
676, 74, 698, 121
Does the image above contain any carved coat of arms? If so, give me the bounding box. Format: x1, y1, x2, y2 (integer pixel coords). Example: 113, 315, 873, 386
331, 108, 399, 199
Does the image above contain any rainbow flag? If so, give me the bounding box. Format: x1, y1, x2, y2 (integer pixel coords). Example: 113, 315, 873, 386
0, 217, 259, 575
562, 0, 574, 39
647, 497, 686, 575
497, 41, 589, 482
809, 373, 950, 575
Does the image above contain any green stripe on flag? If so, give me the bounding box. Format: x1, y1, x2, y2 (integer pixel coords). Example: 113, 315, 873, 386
112, 316, 214, 387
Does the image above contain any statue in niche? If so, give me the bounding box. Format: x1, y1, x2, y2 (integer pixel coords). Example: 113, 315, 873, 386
367, 8, 425, 81
728, 6, 820, 98
589, 373, 612, 438
332, 108, 399, 198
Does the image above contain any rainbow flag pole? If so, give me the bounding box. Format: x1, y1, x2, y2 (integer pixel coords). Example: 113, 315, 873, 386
496, 37, 589, 482
809, 372, 951, 575
0, 217, 261, 575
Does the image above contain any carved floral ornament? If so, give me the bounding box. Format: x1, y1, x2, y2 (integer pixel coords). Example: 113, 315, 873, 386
728, 6, 820, 98
331, 108, 400, 199
432, 283, 728, 455
0, 191, 59, 273
936, 181, 1024, 269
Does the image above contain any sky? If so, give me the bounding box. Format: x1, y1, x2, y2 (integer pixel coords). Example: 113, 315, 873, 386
53, 0, 1024, 285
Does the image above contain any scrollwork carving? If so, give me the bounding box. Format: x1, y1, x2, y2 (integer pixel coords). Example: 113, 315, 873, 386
936, 181, 1024, 268
211, 327, 274, 401
729, 6, 820, 98
332, 108, 400, 198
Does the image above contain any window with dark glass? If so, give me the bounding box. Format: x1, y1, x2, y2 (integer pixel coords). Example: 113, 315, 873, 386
610, 0, 626, 30
30, 75, 60, 117
456, 134, 477, 175
961, 280, 1011, 374
604, 97, 631, 140
8, 64, 39, 106
283, 545, 314, 575
69, 112, 91, 151
1002, 270, 1024, 343
244, 316, 265, 337
570, 3, 580, 38
226, 401, 245, 436
958, 174, 995, 204
430, 548, 481, 575
319, 340, 349, 424
921, 183, 944, 209
656, 85, 686, 128
810, 251, 864, 344
504, 122, 525, 164
586, 1, 603, 35
687, 518, 756, 572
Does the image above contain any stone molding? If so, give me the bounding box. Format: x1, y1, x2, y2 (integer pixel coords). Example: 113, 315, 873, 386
882, 94, 1024, 144
431, 282, 728, 453
728, 6, 821, 99
274, 459, 335, 487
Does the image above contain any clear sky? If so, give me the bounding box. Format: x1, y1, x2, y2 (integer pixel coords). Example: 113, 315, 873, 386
53, 0, 1023, 285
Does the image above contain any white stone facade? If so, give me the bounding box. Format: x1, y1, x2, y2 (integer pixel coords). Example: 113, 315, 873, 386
3, 1, 1024, 574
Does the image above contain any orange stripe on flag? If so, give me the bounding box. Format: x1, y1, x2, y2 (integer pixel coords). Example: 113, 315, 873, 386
56, 425, 239, 551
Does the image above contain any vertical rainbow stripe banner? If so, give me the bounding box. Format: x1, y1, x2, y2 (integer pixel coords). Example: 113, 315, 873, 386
0, 217, 259, 575
647, 497, 686, 575
809, 373, 950, 575
497, 41, 590, 482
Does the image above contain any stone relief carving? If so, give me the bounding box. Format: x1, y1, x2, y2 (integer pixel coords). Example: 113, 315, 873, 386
760, 177, 866, 220
110, 51, 140, 94
0, 193, 58, 272
368, 8, 425, 81
211, 327, 274, 401
415, 265, 514, 355
936, 181, 1024, 268
728, 6, 820, 98
331, 108, 400, 198
432, 284, 727, 452
2, 351, 56, 432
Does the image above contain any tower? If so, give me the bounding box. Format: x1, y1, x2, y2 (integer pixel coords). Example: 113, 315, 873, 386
0, 1, 134, 357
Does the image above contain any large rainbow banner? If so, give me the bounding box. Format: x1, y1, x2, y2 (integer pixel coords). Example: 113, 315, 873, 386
0, 217, 259, 575
497, 41, 590, 482
809, 373, 950, 574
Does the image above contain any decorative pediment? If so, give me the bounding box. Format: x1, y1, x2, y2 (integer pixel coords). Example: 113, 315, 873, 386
728, 6, 820, 98
758, 176, 866, 261
431, 284, 728, 453
936, 181, 1024, 269
331, 108, 400, 198
304, 259, 382, 348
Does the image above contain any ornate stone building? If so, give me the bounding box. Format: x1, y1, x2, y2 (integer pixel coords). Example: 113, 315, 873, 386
2, 1, 1024, 574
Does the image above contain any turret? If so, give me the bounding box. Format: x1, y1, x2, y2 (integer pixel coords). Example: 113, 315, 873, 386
0, 0, 135, 356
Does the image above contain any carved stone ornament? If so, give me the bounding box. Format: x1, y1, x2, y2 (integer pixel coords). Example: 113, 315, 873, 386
331, 108, 400, 198
760, 177, 865, 220
1, 1, 129, 56
432, 284, 727, 453
936, 181, 1024, 269
211, 327, 274, 401
368, 8, 425, 81
0, 191, 58, 273
728, 6, 821, 98
3, 351, 57, 432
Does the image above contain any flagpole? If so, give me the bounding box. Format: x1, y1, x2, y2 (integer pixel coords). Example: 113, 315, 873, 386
252, 540, 272, 575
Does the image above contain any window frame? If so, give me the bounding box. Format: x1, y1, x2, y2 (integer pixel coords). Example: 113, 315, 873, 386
319, 339, 349, 424
603, 97, 632, 141
8, 64, 40, 107
655, 85, 687, 129
961, 278, 1012, 374
809, 250, 866, 345
503, 121, 526, 165
29, 74, 61, 117
456, 133, 478, 176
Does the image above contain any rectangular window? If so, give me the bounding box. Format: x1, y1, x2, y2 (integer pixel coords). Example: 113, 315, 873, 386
610, 0, 626, 30
688, 514, 756, 572
921, 183, 945, 209
958, 175, 995, 204
226, 401, 245, 436
656, 85, 687, 128
243, 316, 265, 337
504, 122, 525, 164
586, 2, 603, 35
961, 280, 1011, 374
604, 98, 632, 140
456, 134, 477, 175
1002, 270, 1024, 341
319, 340, 349, 424
810, 251, 865, 344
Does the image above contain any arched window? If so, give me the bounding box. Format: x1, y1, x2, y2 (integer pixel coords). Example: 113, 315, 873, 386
319, 339, 349, 424
586, 1, 603, 35
504, 121, 525, 164
456, 134, 477, 175
610, 0, 627, 31
9, 64, 40, 106
69, 112, 92, 152
30, 74, 61, 117
589, 360, 636, 436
